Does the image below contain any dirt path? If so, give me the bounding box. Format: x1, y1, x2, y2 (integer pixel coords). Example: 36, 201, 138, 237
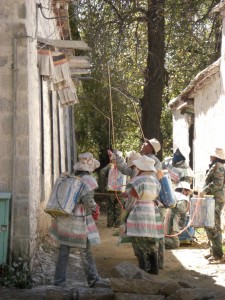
31, 212, 225, 293
92, 213, 225, 292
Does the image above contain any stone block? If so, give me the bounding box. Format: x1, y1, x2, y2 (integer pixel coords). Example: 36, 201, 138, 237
2, 115, 13, 136
166, 288, 225, 300
0, 158, 13, 176
12, 237, 30, 258
16, 92, 28, 112
159, 279, 181, 296
0, 73, 12, 90
111, 278, 161, 295
14, 197, 29, 216
45, 286, 75, 300
77, 287, 114, 300
115, 293, 165, 300
17, 137, 29, 156
16, 158, 29, 176
0, 138, 13, 157
15, 175, 29, 194
18, 3, 26, 19
14, 215, 29, 237
111, 261, 153, 280
0, 97, 13, 113
0, 55, 8, 67
0, 177, 12, 191
16, 115, 29, 136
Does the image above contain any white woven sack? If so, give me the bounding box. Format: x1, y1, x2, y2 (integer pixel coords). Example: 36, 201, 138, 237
45, 174, 84, 217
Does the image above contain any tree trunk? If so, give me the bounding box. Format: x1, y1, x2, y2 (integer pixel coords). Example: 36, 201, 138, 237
141, 0, 165, 160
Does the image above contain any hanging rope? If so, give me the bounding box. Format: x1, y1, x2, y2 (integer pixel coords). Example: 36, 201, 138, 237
165, 191, 202, 238
92, 77, 145, 142
111, 86, 145, 140
108, 65, 115, 149
91, 103, 111, 149
111, 161, 126, 210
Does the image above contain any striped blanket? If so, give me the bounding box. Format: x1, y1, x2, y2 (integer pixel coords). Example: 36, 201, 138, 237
126, 201, 164, 238
125, 174, 164, 238
49, 204, 101, 248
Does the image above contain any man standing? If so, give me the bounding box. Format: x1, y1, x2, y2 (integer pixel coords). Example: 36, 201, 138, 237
200, 147, 225, 262
141, 138, 162, 171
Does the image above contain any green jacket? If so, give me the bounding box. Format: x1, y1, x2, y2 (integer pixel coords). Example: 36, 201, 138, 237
202, 161, 225, 202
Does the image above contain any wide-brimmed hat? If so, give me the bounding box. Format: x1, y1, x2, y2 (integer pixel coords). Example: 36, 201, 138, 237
126, 151, 142, 167
73, 152, 100, 173
144, 138, 161, 155
132, 155, 156, 172
175, 181, 191, 191
210, 147, 225, 160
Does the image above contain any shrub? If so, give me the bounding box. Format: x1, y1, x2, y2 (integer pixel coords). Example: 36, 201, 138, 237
0, 258, 32, 289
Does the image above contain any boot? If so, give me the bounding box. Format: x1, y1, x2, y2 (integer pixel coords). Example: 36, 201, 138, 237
148, 252, 159, 275
137, 255, 146, 270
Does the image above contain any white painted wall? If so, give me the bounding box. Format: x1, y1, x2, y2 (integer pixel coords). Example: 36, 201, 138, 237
172, 111, 191, 164
193, 72, 225, 189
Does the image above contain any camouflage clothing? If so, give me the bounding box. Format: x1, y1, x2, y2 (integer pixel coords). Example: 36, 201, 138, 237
158, 206, 166, 268
147, 154, 165, 269
100, 163, 124, 227
164, 192, 189, 249
202, 160, 225, 203
113, 152, 135, 177
106, 193, 124, 227
114, 151, 162, 176
205, 201, 224, 259
173, 160, 194, 184
132, 237, 159, 274
202, 159, 225, 259
163, 157, 194, 185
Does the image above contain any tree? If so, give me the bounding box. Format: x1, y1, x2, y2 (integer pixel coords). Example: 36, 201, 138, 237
70, 0, 221, 161
141, 0, 165, 160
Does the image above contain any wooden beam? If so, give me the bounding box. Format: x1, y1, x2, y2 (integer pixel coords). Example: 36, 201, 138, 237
70, 68, 91, 75
74, 76, 94, 81
37, 36, 91, 51
69, 56, 91, 69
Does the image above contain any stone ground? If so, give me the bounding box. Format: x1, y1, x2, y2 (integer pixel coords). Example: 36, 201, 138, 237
1, 211, 225, 298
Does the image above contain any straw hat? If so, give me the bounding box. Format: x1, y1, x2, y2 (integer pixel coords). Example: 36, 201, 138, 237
175, 181, 191, 191
126, 151, 142, 167
144, 138, 161, 155
210, 147, 225, 160
132, 155, 156, 172
73, 152, 100, 173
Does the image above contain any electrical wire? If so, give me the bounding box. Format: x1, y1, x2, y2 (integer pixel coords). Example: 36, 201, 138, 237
37, 3, 68, 20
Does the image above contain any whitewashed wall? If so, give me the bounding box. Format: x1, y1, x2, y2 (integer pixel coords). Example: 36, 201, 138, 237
192, 73, 224, 189
172, 111, 191, 164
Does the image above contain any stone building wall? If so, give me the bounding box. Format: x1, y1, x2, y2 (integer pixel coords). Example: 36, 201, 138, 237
0, 0, 70, 263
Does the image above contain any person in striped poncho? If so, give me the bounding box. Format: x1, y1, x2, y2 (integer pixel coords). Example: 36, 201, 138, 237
124, 155, 164, 274
49, 153, 108, 288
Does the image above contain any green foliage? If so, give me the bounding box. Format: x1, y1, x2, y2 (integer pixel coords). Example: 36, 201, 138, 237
0, 258, 32, 289
70, 0, 221, 158
165, 0, 221, 100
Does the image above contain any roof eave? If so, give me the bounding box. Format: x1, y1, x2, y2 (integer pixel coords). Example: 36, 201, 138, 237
168, 58, 221, 110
